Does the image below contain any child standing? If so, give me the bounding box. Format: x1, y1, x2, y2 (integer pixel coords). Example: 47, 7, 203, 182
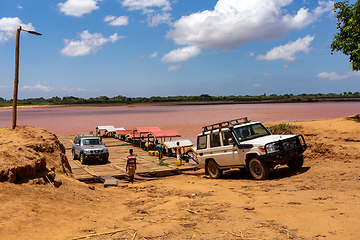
126, 149, 137, 183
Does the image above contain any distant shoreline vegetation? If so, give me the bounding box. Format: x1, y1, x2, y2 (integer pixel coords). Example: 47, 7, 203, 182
0, 92, 360, 107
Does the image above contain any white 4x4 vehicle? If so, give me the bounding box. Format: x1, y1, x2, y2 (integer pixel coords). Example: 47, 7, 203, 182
196, 118, 307, 180
72, 134, 109, 164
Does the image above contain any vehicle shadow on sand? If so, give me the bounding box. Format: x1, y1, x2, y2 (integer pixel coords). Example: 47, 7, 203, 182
78, 160, 110, 165
221, 167, 311, 180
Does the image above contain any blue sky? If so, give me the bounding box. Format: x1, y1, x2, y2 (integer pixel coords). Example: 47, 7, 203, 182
0, 0, 359, 99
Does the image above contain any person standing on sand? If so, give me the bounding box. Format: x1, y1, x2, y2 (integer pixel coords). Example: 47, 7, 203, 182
126, 149, 137, 183
176, 142, 181, 165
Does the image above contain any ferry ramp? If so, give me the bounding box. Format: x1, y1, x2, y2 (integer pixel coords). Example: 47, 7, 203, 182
58, 136, 198, 183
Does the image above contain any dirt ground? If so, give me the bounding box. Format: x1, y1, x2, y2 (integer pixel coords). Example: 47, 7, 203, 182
0, 115, 360, 240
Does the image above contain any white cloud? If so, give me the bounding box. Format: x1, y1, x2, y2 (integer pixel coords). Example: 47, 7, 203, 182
0, 17, 35, 43
317, 71, 360, 81
256, 35, 315, 62
60, 87, 88, 93
121, 0, 171, 12
149, 52, 158, 58
147, 12, 171, 26
104, 15, 129, 26
253, 83, 262, 88
167, 64, 182, 72
313, 1, 335, 16
244, 51, 255, 58
166, 0, 332, 51
17, 5, 23, 9
58, 0, 100, 17
61, 30, 124, 57
263, 72, 272, 77
21, 82, 54, 92
121, 0, 172, 26
161, 46, 201, 62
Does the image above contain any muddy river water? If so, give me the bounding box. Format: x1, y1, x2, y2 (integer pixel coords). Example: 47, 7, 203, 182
0, 102, 359, 143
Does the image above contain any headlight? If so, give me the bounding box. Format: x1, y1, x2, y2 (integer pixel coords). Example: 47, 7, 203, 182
266, 143, 276, 153
84, 150, 91, 154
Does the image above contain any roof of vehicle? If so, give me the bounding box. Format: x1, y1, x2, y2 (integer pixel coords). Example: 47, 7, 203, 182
201, 117, 250, 133
198, 120, 262, 136
76, 133, 99, 139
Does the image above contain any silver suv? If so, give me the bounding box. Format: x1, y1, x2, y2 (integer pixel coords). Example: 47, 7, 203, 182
72, 134, 109, 164
196, 118, 307, 180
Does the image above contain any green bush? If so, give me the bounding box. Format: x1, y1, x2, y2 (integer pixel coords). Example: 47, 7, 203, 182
268, 123, 300, 134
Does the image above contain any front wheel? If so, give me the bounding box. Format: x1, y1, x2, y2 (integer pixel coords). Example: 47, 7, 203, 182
249, 157, 269, 180
287, 155, 304, 170
103, 157, 108, 164
80, 153, 85, 164
207, 160, 222, 179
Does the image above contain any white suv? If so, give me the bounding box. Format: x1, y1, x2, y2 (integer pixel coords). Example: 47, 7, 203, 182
72, 134, 109, 164
196, 118, 307, 180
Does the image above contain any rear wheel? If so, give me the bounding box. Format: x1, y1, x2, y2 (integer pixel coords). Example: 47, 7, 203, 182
207, 160, 222, 179
249, 157, 269, 180
72, 150, 78, 160
287, 155, 304, 170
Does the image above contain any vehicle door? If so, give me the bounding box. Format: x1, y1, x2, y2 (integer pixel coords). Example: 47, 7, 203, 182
196, 135, 208, 167
202, 131, 228, 166
222, 130, 247, 166
74, 137, 81, 156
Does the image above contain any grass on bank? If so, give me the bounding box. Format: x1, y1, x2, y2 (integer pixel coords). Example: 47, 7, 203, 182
268, 123, 301, 135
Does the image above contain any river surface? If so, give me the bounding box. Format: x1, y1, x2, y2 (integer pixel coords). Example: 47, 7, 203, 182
0, 102, 359, 143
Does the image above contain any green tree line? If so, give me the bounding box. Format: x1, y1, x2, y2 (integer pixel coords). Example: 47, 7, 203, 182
0, 92, 360, 107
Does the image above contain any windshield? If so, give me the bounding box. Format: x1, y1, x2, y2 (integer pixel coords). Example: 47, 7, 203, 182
82, 139, 101, 145
233, 123, 270, 142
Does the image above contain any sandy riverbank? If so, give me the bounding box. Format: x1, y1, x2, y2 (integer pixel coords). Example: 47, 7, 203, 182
0, 115, 360, 239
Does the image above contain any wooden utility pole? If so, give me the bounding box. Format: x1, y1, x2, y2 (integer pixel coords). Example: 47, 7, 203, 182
12, 26, 21, 129
11, 26, 41, 129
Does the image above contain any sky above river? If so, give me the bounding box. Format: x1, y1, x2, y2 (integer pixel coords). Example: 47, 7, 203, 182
0, 0, 359, 99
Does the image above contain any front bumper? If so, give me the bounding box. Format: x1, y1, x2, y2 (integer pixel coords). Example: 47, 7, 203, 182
83, 152, 109, 160
260, 135, 307, 163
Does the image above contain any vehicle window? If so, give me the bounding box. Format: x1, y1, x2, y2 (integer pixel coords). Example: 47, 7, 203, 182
222, 131, 233, 145
210, 133, 221, 148
234, 123, 270, 141
197, 135, 207, 150
82, 139, 100, 145
252, 124, 269, 135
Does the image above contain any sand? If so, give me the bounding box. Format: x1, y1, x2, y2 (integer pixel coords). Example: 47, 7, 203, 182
0, 115, 360, 239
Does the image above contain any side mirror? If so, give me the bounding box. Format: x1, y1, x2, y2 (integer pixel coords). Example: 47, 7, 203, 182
228, 138, 234, 144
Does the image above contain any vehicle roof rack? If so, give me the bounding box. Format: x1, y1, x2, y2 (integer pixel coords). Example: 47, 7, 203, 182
201, 117, 251, 134
76, 133, 96, 138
